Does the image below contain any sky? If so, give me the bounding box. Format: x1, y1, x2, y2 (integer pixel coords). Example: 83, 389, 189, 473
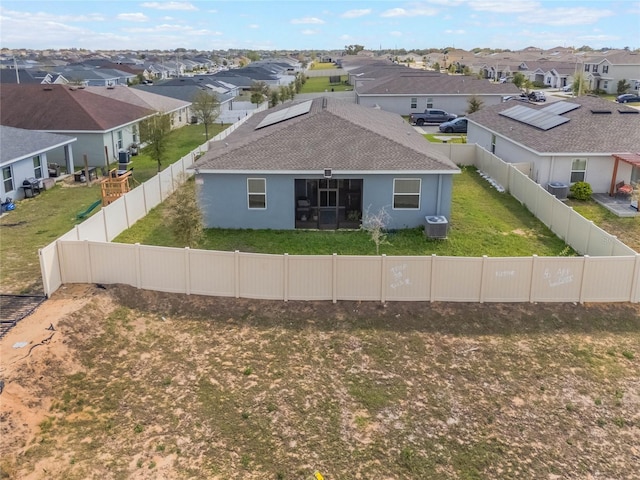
1, 0, 639, 52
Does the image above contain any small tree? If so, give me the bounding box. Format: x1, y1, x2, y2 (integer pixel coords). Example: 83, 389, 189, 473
361, 206, 391, 255
190, 90, 220, 140
139, 113, 171, 172
569, 181, 592, 200
269, 89, 279, 108
250, 81, 269, 106
617, 79, 631, 95
165, 176, 203, 248
572, 71, 588, 96
512, 72, 526, 90
467, 96, 483, 114
279, 85, 290, 103
432, 61, 440, 72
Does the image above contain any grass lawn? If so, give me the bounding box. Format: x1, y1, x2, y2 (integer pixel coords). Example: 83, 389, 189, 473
115, 167, 571, 257
299, 76, 352, 93
0, 123, 217, 294
309, 62, 340, 70
424, 133, 468, 144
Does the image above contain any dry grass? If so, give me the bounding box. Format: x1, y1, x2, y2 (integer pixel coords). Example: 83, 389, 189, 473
2, 285, 638, 479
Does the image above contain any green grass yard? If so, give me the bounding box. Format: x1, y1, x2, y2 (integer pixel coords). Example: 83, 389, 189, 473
299, 76, 352, 93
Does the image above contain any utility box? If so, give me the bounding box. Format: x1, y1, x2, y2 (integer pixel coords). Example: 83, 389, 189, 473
424, 215, 449, 239
547, 181, 569, 200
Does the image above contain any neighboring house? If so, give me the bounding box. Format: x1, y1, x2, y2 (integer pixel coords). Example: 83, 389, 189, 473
84, 85, 191, 132
465, 95, 640, 194
0, 84, 154, 169
58, 67, 136, 86
582, 51, 640, 94
355, 71, 521, 116
0, 126, 76, 201
192, 97, 460, 230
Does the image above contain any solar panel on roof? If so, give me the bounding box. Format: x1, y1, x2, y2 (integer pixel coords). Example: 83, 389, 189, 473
499, 105, 570, 131
541, 101, 580, 115
255, 100, 313, 129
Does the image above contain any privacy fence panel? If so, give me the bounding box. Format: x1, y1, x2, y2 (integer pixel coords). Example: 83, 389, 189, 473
89, 242, 138, 286
124, 185, 148, 226
336, 256, 383, 301
76, 211, 107, 242
188, 249, 235, 297
564, 215, 593, 255
431, 256, 483, 302
103, 197, 129, 241
139, 245, 187, 294
238, 252, 285, 299
287, 255, 333, 301
158, 168, 175, 201
142, 178, 162, 211
581, 256, 638, 302
383, 256, 432, 301
39, 242, 62, 297
530, 256, 585, 302
481, 257, 534, 302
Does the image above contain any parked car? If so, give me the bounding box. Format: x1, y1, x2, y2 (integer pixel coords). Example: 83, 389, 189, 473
439, 117, 468, 133
528, 91, 546, 102
561, 84, 573, 92
616, 93, 640, 103
409, 108, 457, 125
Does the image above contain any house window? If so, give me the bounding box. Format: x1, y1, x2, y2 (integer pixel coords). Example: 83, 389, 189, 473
132, 125, 138, 144
570, 158, 587, 183
603, 81, 608, 89
491, 134, 496, 154
426, 97, 434, 108
117, 130, 123, 149
33, 155, 43, 179
393, 178, 421, 209
602, 65, 609, 74
584, 64, 590, 72
410, 97, 417, 109
247, 178, 266, 209
2, 166, 14, 192
593, 64, 598, 73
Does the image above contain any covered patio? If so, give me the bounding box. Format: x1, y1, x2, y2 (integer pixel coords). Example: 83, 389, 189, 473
603, 153, 639, 217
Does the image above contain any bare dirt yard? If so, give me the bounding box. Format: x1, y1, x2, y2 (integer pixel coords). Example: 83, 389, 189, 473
1, 284, 639, 479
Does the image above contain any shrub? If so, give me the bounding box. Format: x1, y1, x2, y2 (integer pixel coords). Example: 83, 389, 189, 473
570, 181, 592, 200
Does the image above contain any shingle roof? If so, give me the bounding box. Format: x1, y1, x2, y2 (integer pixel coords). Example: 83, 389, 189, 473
466, 96, 640, 154
194, 97, 459, 173
84, 85, 190, 113
357, 72, 521, 96
0, 126, 76, 164
0, 84, 154, 132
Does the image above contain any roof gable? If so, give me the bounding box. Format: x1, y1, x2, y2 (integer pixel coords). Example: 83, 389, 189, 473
0, 84, 154, 132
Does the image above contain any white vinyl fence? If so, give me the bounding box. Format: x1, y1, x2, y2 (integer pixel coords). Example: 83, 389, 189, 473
39, 131, 640, 303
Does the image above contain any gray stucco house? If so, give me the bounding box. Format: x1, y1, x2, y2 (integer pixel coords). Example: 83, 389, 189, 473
465, 95, 640, 195
193, 97, 460, 230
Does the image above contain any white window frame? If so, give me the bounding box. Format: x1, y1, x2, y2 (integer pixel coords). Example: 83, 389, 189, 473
570, 158, 587, 183
426, 97, 434, 108
410, 97, 417, 109
247, 178, 266, 209
33, 155, 43, 179
117, 130, 123, 149
393, 178, 421, 210
2, 165, 14, 193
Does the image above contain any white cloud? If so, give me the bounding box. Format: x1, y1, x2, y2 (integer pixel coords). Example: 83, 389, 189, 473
248, 24, 259, 29
341, 9, 372, 18
117, 13, 148, 22
445, 29, 466, 34
467, 1, 539, 13
380, 7, 438, 17
290, 17, 325, 25
141, 2, 198, 10
301, 29, 320, 35
390, 31, 403, 36
518, 7, 614, 26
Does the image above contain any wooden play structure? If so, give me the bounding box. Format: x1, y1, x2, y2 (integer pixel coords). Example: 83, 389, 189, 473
100, 169, 132, 206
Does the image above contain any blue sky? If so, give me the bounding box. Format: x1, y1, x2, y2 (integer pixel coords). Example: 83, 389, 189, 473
1, 0, 639, 52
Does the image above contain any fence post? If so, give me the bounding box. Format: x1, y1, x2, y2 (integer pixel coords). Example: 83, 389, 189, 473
529, 255, 538, 303
135, 243, 141, 289
102, 208, 109, 242
38, 247, 51, 298
579, 255, 590, 304
630, 254, 640, 303
123, 193, 132, 229
83, 239, 92, 284
234, 250, 240, 298
380, 254, 387, 303
184, 247, 190, 295
284, 253, 289, 302
332, 253, 337, 304
430, 254, 437, 302
479, 255, 487, 303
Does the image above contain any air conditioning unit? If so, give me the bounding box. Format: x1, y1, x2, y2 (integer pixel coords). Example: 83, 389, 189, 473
424, 215, 448, 239
547, 181, 569, 200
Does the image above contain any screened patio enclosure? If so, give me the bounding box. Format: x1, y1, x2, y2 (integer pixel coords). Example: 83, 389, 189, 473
294, 178, 363, 229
